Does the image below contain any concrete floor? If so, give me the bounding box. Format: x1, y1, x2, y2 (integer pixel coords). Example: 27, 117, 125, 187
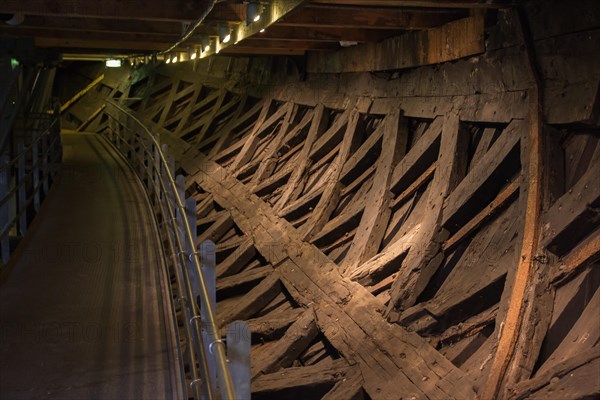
0, 133, 183, 399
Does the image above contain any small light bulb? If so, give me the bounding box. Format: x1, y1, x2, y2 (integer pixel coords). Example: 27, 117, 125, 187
204, 45, 210, 52
165, 57, 171, 64
191, 52, 197, 60
254, 14, 261, 22
172, 56, 178, 63
260, 28, 265, 33
223, 33, 231, 43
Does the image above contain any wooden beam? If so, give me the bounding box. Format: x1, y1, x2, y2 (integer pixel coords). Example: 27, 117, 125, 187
216, 265, 273, 296
76, 104, 105, 132
60, 74, 104, 114
552, 228, 600, 285
307, 15, 485, 73
254, 25, 398, 43
389, 116, 442, 194
201, 0, 307, 59
541, 147, 600, 256
252, 359, 351, 398
443, 179, 520, 252
6, 15, 185, 35
301, 110, 361, 240
511, 348, 600, 400
184, 155, 477, 399
442, 119, 522, 231
218, 272, 281, 329
0, 1, 244, 22
342, 112, 406, 271
481, 89, 544, 400
310, 0, 509, 8
251, 308, 319, 378
235, 38, 340, 51
280, 5, 465, 29
216, 238, 256, 278
386, 112, 469, 312
34, 37, 170, 51
276, 105, 328, 211
245, 308, 305, 341
0, 26, 181, 44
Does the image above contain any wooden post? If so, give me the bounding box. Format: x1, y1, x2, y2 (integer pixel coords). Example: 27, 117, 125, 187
0, 155, 9, 265
17, 144, 27, 236
32, 132, 40, 211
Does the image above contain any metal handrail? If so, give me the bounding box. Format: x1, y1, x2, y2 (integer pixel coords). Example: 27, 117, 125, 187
0, 118, 59, 173
103, 100, 236, 400
0, 112, 61, 265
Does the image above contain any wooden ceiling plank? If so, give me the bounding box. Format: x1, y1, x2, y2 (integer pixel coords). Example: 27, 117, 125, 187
0, 1, 244, 22
281, 5, 466, 29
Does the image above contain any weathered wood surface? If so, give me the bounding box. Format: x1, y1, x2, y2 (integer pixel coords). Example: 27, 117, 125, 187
183, 155, 477, 400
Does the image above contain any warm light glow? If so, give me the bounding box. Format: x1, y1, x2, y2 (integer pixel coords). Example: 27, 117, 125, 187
172, 56, 178, 63
105, 59, 122, 68
204, 44, 210, 51
165, 57, 171, 64
223, 33, 231, 43
253, 14, 261, 22
260, 28, 265, 33
191, 52, 197, 60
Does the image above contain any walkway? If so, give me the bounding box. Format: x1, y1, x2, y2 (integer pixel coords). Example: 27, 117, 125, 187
0, 133, 182, 399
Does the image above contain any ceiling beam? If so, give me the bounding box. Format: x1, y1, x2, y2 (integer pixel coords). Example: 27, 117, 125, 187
204, 0, 308, 58
0, 1, 244, 22
34, 37, 169, 52
310, 0, 511, 8
220, 47, 307, 56
7, 15, 186, 35
0, 27, 181, 44
256, 25, 399, 43
236, 39, 339, 51
279, 5, 467, 29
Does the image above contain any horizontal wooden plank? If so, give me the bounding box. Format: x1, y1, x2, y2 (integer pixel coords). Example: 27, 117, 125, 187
307, 15, 485, 73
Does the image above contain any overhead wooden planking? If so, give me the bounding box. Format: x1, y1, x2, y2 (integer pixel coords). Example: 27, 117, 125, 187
307, 15, 485, 73
234, 39, 340, 52
0, 26, 182, 44
255, 25, 403, 43
310, 0, 511, 8
203, 0, 307, 59
279, 5, 467, 29
34, 37, 171, 52
0, 1, 244, 22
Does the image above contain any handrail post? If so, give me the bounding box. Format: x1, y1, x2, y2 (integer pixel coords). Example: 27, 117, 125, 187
1, 155, 9, 265
32, 132, 40, 211
153, 144, 160, 207
227, 321, 251, 400
17, 144, 27, 236
200, 240, 217, 396
41, 132, 49, 195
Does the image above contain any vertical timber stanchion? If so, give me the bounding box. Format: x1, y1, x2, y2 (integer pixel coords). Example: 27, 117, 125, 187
32, 132, 40, 212
154, 144, 160, 207
0, 156, 9, 265
41, 133, 49, 195
17, 144, 27, 236
227, 321, 251, 400
201, 240, 218, 397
